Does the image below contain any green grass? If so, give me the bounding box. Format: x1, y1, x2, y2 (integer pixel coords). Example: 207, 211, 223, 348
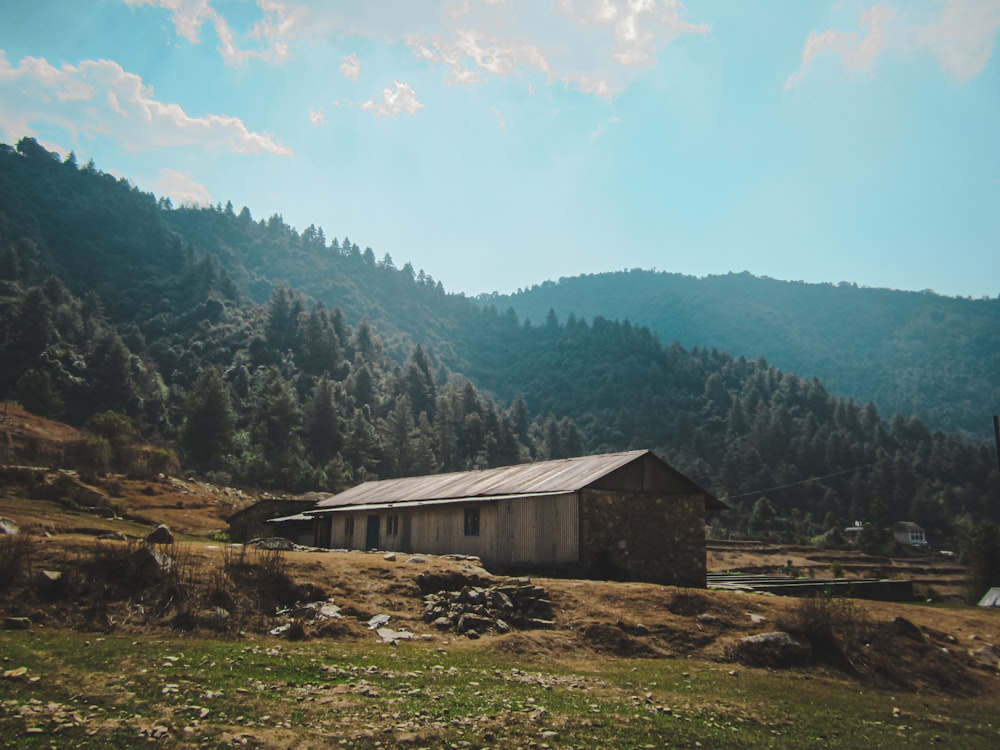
1, 630, 997, 749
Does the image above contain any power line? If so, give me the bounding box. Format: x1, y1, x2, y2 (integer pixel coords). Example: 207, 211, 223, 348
721, 463, 876, 502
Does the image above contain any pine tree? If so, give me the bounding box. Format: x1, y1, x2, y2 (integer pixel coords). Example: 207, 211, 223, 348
181, 368, 235, 470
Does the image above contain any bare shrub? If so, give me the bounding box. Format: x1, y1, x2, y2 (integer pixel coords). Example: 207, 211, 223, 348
0, 533, 35, 589
777, 594, 868, 671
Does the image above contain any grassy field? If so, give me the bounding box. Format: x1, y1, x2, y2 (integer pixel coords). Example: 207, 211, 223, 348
2, 629, 998, 749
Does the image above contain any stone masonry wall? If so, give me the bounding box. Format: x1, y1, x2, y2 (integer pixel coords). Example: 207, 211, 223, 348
578, 490, 706, 587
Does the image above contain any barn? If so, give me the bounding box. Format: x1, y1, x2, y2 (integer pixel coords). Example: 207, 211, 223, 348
309, 450, 723, 587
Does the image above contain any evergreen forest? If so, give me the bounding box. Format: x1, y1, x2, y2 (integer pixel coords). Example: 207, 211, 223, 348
1, 138, 997, 547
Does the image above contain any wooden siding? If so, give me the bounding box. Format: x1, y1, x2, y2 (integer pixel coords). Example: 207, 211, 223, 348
407, 503, 498, 560
497, 493, 579, 565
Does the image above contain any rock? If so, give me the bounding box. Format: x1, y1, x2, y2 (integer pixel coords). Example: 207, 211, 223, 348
728, 631, 812, 668
0, 517, 19, 536
146, 524, 174, 545
464, 629, 480, 640
405, 556, 427, 564
432, 617, 453, 631
2, 617, 32, 631
696, 613, 717, 625
98, 531, 127, 541
252, 536, 294, 550
456, 613, 494, 634
383, 553, 397, 561
367, 614, 391, 630
891, 616, 925, 642
376, 627, 415, 644
970, 644, 1000, 668
33, 570, 63, 596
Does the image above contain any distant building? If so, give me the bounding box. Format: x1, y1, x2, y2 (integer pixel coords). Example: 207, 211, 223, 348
308, 450, 724, 587
227, 496, 322, 544
891, 521, 927, 547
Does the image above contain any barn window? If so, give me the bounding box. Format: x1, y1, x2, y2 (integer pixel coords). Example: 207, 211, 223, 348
344, 516, 354, 540
464, 507, 480, 537
386, 514, 399, 536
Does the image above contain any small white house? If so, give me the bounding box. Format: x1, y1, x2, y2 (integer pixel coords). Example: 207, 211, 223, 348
891, 521, 927, 547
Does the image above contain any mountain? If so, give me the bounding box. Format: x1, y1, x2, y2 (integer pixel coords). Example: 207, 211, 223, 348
482, 271, 1000, 441
1, 138, 997, 545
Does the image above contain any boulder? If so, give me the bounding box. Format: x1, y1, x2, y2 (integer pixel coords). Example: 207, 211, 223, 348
0, 517, 18, 536
146, 524, 174, 545
728, 631, 813, 668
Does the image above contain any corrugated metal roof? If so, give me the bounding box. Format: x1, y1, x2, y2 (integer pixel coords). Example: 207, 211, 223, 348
314, 450, 651, 510
309, 491, 571, 514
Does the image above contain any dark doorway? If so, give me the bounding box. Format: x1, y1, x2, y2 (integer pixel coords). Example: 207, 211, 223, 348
366, 515, 380, 550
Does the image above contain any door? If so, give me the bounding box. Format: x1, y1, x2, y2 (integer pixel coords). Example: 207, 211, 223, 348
365, 515, 380, 550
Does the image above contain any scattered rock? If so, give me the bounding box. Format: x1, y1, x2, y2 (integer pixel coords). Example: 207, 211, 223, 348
98, 531, 127, 541
892, 616, 925, 643
383, 553, 397, 561
405, 556, 427, 564
33, 569, 63, 593
0, 517, 19, 536
727, 631, 812, 668
2, 617, 31, 631
696, 613, 717, 625
423, 578, 554, 635
969, 644, 999, 669
146, 524, 174, 545
252, 537, 294, 550
3, 666, 29, 679
367, 614, 391, 630
376, 627, 415, 644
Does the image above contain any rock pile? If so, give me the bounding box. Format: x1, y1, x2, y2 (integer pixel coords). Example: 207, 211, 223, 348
422, 578, 554, 638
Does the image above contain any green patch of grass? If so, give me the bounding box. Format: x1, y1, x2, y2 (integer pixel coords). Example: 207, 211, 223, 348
1, 630, 998, 749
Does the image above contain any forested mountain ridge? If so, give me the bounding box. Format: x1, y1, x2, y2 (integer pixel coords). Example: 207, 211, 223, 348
1, 138, 997, 545
483, 270, 1000, 441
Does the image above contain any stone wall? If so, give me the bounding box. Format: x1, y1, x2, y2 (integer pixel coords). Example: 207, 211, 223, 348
579, 490, 706, 587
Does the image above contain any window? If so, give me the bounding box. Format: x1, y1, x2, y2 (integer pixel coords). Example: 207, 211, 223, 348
386, 514, 399, 537
344, 516, 354, 541
464, 507, 480, 537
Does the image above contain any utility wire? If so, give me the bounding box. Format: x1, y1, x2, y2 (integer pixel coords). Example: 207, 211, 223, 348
721, 463, 876, 502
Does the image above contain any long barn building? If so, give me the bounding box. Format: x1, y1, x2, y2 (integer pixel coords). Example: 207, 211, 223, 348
309, 450, 722, 587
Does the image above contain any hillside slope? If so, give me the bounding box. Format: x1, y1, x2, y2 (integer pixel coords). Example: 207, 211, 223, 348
484, 270, 1000, 440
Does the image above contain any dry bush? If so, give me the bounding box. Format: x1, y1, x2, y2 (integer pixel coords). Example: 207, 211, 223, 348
0, 533, 35, 589
777, 594, 871, 672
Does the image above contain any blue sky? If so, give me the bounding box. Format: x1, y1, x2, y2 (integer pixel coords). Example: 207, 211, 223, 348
1, 0, 997, 298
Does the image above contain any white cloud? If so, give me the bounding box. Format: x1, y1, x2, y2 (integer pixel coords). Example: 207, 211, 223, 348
914, 0, 1000, 82
785, 0, 1000, 90
785, 4, 896, 90
360, 81, 425, 117
309, 107, 326, 126
0, 52, 293, 155
406, 27, 551, 87
155, 167, 212, 206
125, 0, 299, 65
319, 0, 710, 98
340, 52, 362, 81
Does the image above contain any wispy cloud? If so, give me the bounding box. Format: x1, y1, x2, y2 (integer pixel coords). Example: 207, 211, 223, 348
914, 0, 1000, 82
309, 107, 326, 126
0, 52, 293, 155
360, 80, 425, 117
155, 167, 212, 206
785, 4, 895, 91
125, 0, 299, 66
340, 52, 362, 81
785, 0, 1000, 90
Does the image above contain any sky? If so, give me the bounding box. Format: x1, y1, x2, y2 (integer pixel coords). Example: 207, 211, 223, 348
0, 0, 998, 299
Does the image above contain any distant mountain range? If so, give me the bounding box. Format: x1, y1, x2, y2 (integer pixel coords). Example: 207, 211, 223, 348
483, 271, 1000, 441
